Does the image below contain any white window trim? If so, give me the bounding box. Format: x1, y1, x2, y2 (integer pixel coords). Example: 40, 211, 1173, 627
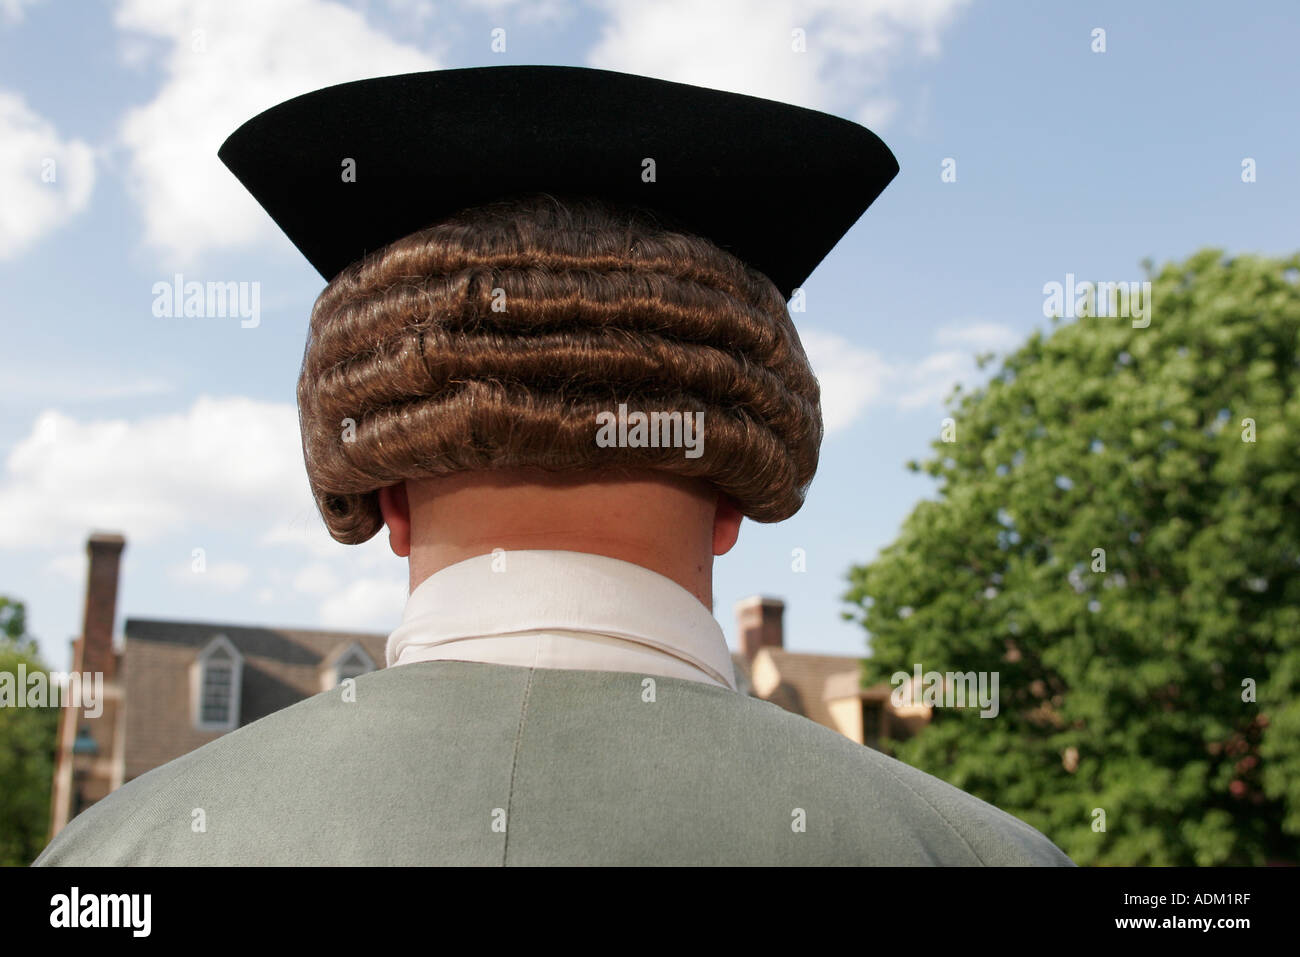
191, 634, 243, 732
324, 642, 376, 692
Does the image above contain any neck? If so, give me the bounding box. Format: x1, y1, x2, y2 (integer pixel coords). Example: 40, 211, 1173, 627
404, 469, 719, 609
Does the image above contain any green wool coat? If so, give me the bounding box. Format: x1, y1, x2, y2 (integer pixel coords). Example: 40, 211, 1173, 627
35, 660, 1074, 866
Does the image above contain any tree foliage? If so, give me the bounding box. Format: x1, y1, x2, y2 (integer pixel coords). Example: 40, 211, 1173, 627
844, 250, 1300, 865
0, 596, 58, 866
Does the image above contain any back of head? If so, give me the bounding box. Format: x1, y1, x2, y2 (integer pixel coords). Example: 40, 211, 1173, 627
298, 192, 824, 544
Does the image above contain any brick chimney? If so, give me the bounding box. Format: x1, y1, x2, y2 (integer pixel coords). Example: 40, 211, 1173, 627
79, 532, 125, 679
736, 596, 784, 662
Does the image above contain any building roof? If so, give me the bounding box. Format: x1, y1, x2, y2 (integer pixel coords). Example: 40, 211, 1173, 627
734, 647, 864, 728
120, 618, 388, 779
761, 648, 862, 729
824, 670, 896, 702
125, 617, 384, 659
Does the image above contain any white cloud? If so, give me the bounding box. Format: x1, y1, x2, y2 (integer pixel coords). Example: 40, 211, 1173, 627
113, 0, 440, 267
801, 329, 891, 434
260, 515, 394, 566
935, 320, 1019, 352
46, 552, 86, 582
318, 576, 407, 630
0, 0, 43, 24
0, 393, 412, 571
803, 318, 1020, 429
586, 0, 970, 127
382, 0, 437, 26
167, 558, 251, 590
892, 348, 971, 410
892, 319, 1019, 409
0, 395, 309, 549
459, 0, 571, 24
0, 90, 95, 260
0, 319, 1016, 555
0, 367, 173, 403
293, 561, 342, 596
259, 511, 340, 559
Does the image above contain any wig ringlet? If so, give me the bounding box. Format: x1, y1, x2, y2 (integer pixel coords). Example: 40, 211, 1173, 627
298, 193, 825, 544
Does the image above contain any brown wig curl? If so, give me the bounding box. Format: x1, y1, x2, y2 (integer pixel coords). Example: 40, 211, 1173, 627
298, 193, 824, 544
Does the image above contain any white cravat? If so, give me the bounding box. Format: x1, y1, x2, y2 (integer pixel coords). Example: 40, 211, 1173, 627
385, 549, 739, 692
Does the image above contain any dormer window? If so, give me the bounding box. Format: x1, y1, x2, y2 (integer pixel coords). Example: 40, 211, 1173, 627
193, 635, 242, 732
324, 643, 375, 691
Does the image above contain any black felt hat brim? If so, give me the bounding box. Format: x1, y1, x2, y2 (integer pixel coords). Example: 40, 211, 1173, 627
218, 65, 898, 293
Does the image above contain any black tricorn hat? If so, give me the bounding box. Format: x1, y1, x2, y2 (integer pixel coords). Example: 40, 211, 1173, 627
217, 65, 898, 294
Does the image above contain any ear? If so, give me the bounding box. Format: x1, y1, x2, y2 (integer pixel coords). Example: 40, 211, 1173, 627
377, 483, 412, 558
712, 493, 743, 557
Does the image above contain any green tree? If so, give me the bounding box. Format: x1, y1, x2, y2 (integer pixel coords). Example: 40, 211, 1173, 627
844, 250, 1300, 865
0, 597, 59, 866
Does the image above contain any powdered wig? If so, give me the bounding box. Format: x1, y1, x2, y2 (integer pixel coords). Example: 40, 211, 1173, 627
298, 193, 824, 544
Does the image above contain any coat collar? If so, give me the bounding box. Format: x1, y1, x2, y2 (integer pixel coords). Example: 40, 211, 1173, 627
385, 549, 737, 691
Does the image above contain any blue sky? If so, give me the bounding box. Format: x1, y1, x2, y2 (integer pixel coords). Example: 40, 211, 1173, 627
1, 0, 1297, 673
